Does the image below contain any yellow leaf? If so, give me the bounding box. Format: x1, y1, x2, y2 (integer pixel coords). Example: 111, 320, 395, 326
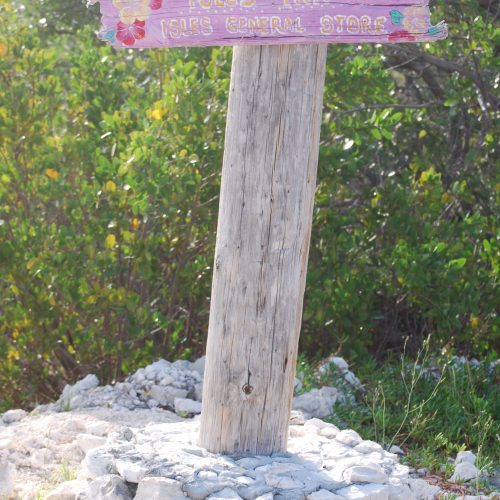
45, 168, 59, 180
8, 348, 20, 363
470, 314, 479, 330
179, 149, 188, 159
441, 192, 450, 203
10, 284, 19, 296
105, 180, 116, 193
0, 42, 7, 58
105, 234, 116, 249
418, 130, 427, 139
151, 108, 165, 120
86, 295, 97, 305
132, 218, 140, 231
26, 258, 37, 270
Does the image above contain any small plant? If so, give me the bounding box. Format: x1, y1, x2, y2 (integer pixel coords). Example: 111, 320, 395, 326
327, 349, 499, 476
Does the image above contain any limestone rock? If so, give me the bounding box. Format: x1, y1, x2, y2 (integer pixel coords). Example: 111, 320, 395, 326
207, 487, 243, 499
88, 474, 132, 500
115, 459, 148, 483
45, 480, 90, 500
307, 490, 344, 500
336, 429, 363, 447
76, 433, 107, 454
2, 408, 27, 424
388, 445, 404, 456
134, 477, 185, 499
455, 450, 477, 465
150, 386, 188, 407
264, 474, 305, 489
81, 448, 117, 479
343, 465, 388, 484
407, 478, 441, 498
450, 461, 480, 483
387, 478, 415, 500
0, 458, 15, 497
336, 483, 390, 499
174, 397, 202, 415
192, 356, 206, 376
292, 387, 338, 418
354, 441, 383, 454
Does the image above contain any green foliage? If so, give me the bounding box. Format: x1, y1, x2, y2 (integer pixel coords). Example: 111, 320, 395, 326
0, 2, 230, 409
303, 0, 499, 360
0, 1, 498, 411
328, 354, 499, 476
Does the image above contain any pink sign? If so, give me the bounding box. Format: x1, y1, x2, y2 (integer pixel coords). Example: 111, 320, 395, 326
95, 0, 447, 48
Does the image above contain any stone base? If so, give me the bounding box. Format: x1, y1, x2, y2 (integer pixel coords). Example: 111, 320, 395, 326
71, 418, 439, 500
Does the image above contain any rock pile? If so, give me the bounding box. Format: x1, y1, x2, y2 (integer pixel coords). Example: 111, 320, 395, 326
0, 355, 497, 499
48, 418, 444, 500
38, 358, 205, 416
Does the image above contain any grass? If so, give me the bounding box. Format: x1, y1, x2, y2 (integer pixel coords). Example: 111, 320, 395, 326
297, 343, 499, 480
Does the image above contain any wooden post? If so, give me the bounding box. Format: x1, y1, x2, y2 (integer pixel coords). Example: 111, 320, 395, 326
199, 44, 327, 454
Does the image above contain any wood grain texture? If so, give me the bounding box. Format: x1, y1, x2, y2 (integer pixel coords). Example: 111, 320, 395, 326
198, 44, 327, 454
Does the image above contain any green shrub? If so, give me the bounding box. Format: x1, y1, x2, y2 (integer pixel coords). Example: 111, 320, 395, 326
0, 1, 498, 410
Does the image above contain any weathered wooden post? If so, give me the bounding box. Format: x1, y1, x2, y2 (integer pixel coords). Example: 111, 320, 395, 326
199, 44, 326, 453
95, 0, 446, 455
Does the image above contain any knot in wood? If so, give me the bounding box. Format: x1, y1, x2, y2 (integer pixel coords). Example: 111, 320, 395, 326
242, 383, 253, 395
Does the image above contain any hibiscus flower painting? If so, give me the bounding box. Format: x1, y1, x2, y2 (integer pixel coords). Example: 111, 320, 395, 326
111, 0, 163, 47
116, 19, 146, 46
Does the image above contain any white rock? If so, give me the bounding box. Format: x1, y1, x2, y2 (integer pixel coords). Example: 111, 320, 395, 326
150, 386, 188, 406
307, 490, 345, 499
0, 437, 13, 449
135, 477, 185, 500
450, 462, 480, 483
2, 409, 27, 424
76, 433, 107, 453
85, 421, 110, 436
343, 465, 388, 484
192, 356, 206, 376
88, 474, 132, 499
304, 418, 336, 431
115, 459, 148, 483
336, 483, 389, 499
264, 473, 304, 489
407, 478, 441, 499
455, 450, 476, 465
30, 447, 53, 467
387, 478, 415, 500
336, 429, 363, 447
343, 370, 362, 388
207, 487, 243, 499
81, 449, 116, 479
388, 445, 404, 455
0, 458, 15, 497
293, 387, 338, 418
319, 426, 339, 439
73, 374, 100, 392
159, 375, 175, 386
45, 480, 90, 500
174, 397, 202, 415
290, 410, 306, 425
194, 382, 203, 402
294, 378, 303, 393
318, 356, 349, 374
354, 441, 383, 454
198, 470, 218, 480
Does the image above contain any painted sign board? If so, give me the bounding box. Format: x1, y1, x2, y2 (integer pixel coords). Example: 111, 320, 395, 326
94, 0, 447, 48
